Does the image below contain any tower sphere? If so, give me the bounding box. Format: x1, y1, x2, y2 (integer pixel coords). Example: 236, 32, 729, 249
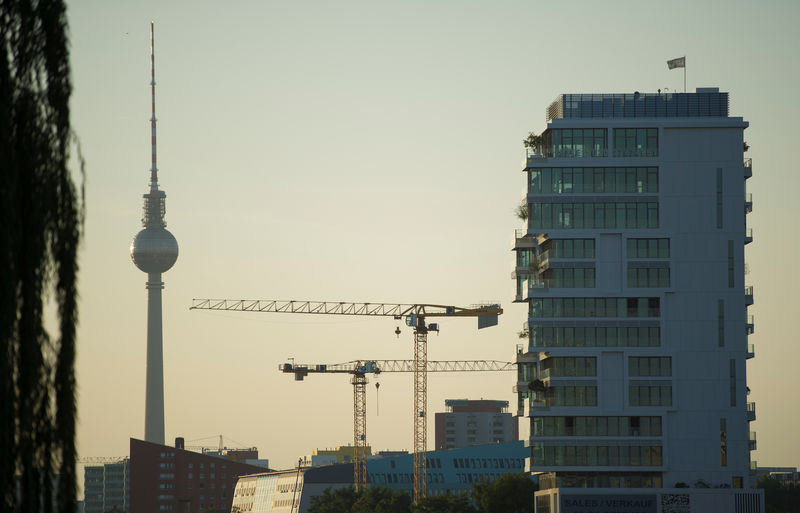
130, 228, 179, 273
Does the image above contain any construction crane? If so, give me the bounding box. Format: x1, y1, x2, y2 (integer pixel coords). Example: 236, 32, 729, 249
281, 359, 515, 491
190, 299, 502, 502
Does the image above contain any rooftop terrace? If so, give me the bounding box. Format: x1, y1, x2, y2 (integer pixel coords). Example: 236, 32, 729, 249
547, 88, 729, 121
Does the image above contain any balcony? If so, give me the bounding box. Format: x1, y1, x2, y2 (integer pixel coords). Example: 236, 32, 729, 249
747, 343, 755, 359
512, 229, 539, 250
514, 276, 546, 303
747, 402, 757, 422
745, 193, 753, 213
530, 399, 550, 413
745, 286, 754, 306
745, 228, 753, 245
746, 315, 755, 335
750, 460, 758, 473
749, 431, 757, 451
744, 158, 752, 179
525, 147, 548, 167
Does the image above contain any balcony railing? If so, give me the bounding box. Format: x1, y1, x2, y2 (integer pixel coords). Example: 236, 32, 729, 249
745, 228, 753, 245
747, 343, 755, 359
744, 158, 752, 179
746, 315, 755, 335
745, 286, 754, 306
745, 193, 753, 213
750, 460, 758, 472
747, 402, 757, 422
749, 431, 757, 451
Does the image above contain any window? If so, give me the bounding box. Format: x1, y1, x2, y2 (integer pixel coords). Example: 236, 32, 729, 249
530, 168, 658, 194
629, 385, 672, 406
531, 416, 663, 437
547, 239, 596, 259
628, 357, 671, 377
543, 386, 598, 407
626, 238, 669, 258
721, 418, 728, 466
541, 357, 597, 377
529, 201, 658, 230
529, 325, 659, 348
728, 240, 735, 287
613, 128, 658, 157
717, 168, 723, 228
530, 297, 659, 318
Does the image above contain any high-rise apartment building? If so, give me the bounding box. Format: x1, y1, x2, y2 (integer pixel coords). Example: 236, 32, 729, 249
434, 399, 518, 450
83, 459, 131, 513
513, 89, 763, 512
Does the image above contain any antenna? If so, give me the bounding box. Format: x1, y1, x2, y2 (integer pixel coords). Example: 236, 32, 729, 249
149, 21, 158, 192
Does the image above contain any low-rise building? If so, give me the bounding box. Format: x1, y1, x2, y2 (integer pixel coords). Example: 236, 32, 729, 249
231, 441, 527, 512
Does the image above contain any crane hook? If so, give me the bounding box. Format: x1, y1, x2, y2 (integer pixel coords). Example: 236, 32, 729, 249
394, 326, 401, 338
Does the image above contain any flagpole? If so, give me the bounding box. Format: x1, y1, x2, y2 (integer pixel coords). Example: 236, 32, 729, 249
684, 56, 686, 92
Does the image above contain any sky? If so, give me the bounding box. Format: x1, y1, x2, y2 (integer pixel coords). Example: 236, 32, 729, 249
66, 0, 800, 486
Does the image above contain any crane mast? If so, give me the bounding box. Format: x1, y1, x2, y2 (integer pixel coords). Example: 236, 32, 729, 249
191, 298, 502, 502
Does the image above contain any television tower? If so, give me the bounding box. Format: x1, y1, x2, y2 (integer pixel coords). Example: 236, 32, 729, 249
130, 22, 178, 445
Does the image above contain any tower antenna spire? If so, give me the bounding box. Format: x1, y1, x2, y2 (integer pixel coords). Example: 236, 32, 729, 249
150, 21, 158, 191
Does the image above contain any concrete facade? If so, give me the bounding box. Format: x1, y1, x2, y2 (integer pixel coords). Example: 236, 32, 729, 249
434, 399, 518, 450
513, 90, 763, 513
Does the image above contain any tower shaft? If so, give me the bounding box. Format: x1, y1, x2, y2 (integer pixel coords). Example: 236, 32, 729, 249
144, 272, 165, 445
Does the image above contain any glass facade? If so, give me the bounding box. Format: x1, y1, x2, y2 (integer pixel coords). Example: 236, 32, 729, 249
541, 357, 597, 377
533, 444, 663, 467
544, 267, 596, 288
530, 297, 660, 318
627, 238, 670, 258
538, 471, 663, 490
530, 325, 660, 348
529, 167, 658, 194
628, 357, 671, 377
546, 239, 595, 259
627, 267, 670, 288
541, 385, 598, 407
533, 416, 662, 437
629, 385, 672, 406
542, 129, 607, 158
530, 201, 658, 229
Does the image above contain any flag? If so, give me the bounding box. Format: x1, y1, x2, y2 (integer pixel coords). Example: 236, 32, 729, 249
667, 57, 685, 70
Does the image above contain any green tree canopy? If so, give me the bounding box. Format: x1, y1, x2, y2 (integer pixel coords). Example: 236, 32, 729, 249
471, 473, 536, 513
412, 493, 478, 513
308, 486, 412, 513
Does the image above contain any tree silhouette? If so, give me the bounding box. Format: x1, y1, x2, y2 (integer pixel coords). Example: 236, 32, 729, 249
1, 0, 83, 511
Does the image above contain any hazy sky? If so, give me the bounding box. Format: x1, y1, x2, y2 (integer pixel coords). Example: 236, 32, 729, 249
67, 0, 799, 480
